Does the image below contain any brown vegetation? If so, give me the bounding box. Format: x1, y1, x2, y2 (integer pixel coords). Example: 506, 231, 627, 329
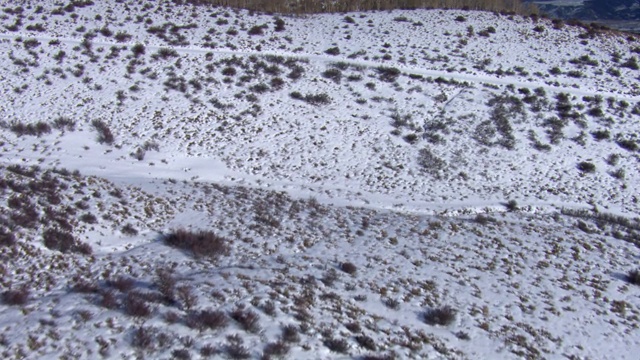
173, 0, 537, 15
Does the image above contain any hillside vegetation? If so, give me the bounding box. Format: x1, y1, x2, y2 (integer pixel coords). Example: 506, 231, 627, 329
0, 0, 639, 359
176, 0, 538, 15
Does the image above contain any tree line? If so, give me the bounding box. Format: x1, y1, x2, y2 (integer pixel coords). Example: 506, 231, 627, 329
172, 0, 538, 15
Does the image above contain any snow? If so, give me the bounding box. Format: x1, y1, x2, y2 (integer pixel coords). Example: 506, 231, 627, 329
0, 1, 639, 359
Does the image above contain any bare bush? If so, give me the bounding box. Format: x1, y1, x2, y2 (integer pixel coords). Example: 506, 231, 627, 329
355, 335, 377, 351
247, 25, 266, 35
43, 228, 91, 254
107, 275, 136, 292
121, 223, 138, 236
383, 297, 400, 310
627, 269, 640, 286
152, 48, 179, 60
281, 324, 300, 343
423, 306, 457, 325
225, 334, 250, 359
375, 66, 401, 82
577, 161, 596, 174
0, 228, 16, 247
155, 267, 176, 302
200, 344, 218, 357
131, 326, 154, 350
172, 349, 191, 360
164, 228, 230, 260
123, 292, 152, 318
91, 119, 114, 145
324, 337, 349, 353
321, 68, 342, 83
289, 92, 331, 105
324, 47, 340, 55
187, 309, 229, 331
52, 117, 76, 131
71, 278, 99, 293
260, 300, 277, 316
9, 121, 52, 137
339, 262, 357, 275
2, 287, 29, 305
321, 268, 340, 287
229, 306, 261, 333
263, 340, 290, 358
417, 147, 447, 177
274, 18, 285, 31
176, 285, 198, 310
131, 43, 145, 57
99, 289, 119, 309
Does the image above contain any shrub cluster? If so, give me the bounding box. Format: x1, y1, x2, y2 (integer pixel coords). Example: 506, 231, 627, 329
2, 287, 30, 305
152, 48, 179, 60
289, 92, 331, 105
423, 306, 457, 325
164, 228, 230, 260
43, 228, 92, 254
324, 337, 349, 353
324, 47, 340, 55
417, 147, 447, 178
321, 68, 342, 83
577, 161, 596, 173
229, 306, 261, 333
627, 269, 640, 286
339, 262, 357, 275
375, 66, 401, 82
0, 228, 17, 247
123, 292, 152, 318
187, 309, 229, 331
91, 119, 115, 145
247, 24, 267, 35
281, 324, 301, 343
9, 121, 52, 137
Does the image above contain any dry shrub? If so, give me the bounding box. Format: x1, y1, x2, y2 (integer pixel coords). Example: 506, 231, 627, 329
229, 306, 261, 333
225, 334, 250, 359
123, 292, 152, 318
155, 267, 176, 302
91, 119, 114, 145
107, 275, 136, 292
355, 335, 377, 351
423, 306, 457, 325
263, 340, 290, 357
121, 223, 138, 235
172, 349, 192, 360
281, 324, 300, 343
176, 285, 198, 310
627, 269, 640, 286
42, 229, 76, 253
187, 309, 229, 331
0, 228, 16, 247
131, 326, 154, 350
164, 228, 230, 260
2, 287, 29, 305
339, 262, 357, 275
43, 228, 92, 254
99, 289, 119, 309
324, 337, 349, 353
71, 278, 100, 293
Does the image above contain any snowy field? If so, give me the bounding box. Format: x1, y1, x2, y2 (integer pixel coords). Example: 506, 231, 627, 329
0, 1, 639, 359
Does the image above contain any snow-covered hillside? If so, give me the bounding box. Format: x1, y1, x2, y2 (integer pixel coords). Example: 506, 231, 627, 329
0, 1, 639, 359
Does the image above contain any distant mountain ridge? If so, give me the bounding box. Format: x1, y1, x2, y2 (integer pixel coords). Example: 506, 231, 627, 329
530, 0, 640, 21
